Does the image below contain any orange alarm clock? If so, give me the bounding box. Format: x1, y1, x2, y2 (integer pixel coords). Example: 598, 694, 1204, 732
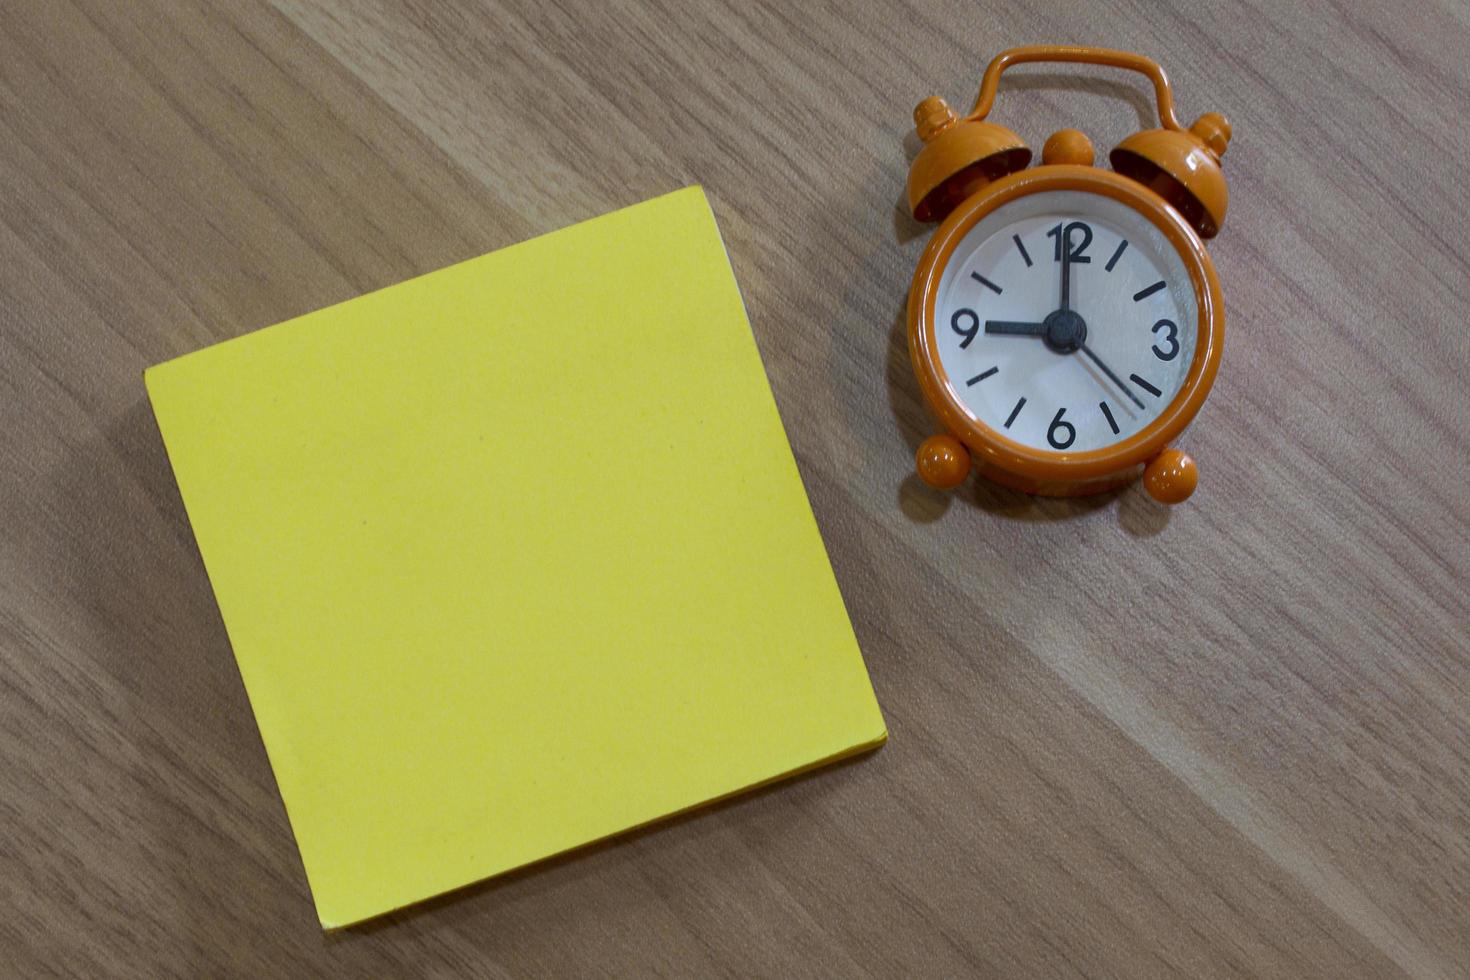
905, 46, 1230, 504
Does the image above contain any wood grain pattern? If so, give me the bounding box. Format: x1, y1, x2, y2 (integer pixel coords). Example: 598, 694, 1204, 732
2, 0, 1467, 975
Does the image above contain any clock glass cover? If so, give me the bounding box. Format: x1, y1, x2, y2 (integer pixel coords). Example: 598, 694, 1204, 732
933, 189, 1199, 453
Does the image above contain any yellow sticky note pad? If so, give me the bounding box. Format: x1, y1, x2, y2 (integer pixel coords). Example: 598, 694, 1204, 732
145, 187, 885, 928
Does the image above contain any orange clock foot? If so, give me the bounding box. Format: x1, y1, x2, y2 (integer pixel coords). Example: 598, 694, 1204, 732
917, 434, 972, 490
1143, 448, 1197, 504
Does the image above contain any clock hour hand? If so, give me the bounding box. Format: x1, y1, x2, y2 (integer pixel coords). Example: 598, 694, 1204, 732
984, 320, 1048, 337
1079, 343, 1146, 410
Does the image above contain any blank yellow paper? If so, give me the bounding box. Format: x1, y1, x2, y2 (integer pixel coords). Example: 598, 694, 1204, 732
145, 187, 885, 928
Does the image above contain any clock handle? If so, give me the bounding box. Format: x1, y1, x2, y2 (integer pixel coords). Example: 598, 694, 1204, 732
968, 45, 1185, 133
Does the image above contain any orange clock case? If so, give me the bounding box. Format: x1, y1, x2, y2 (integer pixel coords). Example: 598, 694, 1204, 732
903, 45, 1230, 502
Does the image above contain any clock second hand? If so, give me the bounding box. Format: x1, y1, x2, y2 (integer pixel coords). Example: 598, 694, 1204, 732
1078, 343, 1145, 410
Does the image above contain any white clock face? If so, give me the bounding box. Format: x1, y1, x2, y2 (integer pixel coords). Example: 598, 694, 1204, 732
934, 189, 1199, 453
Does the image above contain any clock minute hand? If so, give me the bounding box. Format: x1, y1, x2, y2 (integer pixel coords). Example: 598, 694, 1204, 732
1060, 227, 1072, 312
984, 320, 1048, 336
1079, 343, 1146, 411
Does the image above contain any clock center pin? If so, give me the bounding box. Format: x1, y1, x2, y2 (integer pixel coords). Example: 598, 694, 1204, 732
1041, 309, 1087, 354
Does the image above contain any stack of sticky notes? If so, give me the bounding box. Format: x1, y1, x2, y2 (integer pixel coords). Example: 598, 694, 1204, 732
144, 187, 886, 928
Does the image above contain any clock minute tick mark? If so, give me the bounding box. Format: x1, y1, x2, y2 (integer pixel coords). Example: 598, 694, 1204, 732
966, 367, 998, 386
1105, 240, 1128, 272
1012, 234, 1032, 267
1130, 374, 1163, 397
1132, 280, 1166, 302
970, 271, 1003, 294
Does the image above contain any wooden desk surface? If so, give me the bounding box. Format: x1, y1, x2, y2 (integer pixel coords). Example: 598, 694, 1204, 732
4, 1, 1468, 975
